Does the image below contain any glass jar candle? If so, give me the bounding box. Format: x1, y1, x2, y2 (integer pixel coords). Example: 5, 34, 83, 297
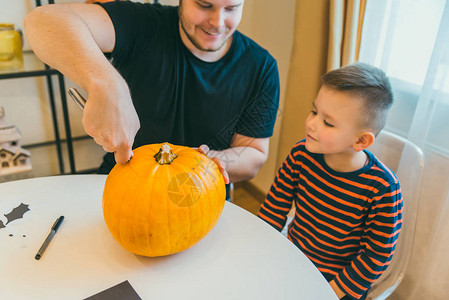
0, 23, 24, 71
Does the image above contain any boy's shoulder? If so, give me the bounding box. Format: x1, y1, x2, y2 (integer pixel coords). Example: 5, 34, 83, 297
290, 139, 307, 155
364, 150, 400, 187
290, 140, 400, 186
287, 139, 400, 188
285, 139, 309, 163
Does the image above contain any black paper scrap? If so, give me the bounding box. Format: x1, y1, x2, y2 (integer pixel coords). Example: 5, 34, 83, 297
84, 280, 141, 300
0, 203, 30, 229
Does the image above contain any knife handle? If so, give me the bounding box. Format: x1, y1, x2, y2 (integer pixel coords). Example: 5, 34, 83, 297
68, 88, 86, 111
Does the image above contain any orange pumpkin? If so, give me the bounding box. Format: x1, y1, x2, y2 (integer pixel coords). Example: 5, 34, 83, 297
102, 143, 226, 257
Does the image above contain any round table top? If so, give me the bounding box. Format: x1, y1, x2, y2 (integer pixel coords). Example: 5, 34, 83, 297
0, 175, 338, 300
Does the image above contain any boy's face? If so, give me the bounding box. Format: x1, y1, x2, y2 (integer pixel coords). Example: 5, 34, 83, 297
305, 86, 365, 155
178, 0, 243, 55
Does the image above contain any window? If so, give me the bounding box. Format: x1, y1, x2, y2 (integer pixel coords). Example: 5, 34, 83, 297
359, 0, 449, 154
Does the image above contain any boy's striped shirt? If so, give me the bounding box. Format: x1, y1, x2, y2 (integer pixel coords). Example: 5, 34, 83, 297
258, 140, 402, 299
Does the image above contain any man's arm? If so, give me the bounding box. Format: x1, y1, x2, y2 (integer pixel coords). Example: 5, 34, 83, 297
199, 133, 269, 183
24, 3, 139, 164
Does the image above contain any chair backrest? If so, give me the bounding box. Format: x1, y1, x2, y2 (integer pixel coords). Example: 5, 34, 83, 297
366, 130, 425, 300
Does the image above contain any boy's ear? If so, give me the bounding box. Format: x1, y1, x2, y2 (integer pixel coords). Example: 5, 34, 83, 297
353, 132, 375, 151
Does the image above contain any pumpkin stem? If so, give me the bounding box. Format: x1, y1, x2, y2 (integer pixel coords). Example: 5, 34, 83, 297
154, 143, 177, 165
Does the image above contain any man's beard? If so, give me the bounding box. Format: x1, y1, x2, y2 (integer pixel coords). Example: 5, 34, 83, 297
179, 18, 230, 53
178, 1, 231, 53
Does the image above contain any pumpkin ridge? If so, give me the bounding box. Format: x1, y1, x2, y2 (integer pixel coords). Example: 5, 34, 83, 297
181, 162, 199, 247
116, 171, 135, 250
193, 155, 221, 245
193, 167, 210, 244
143, 174, 154, 254
172, 162, 192, 253
165, 182, 172, 255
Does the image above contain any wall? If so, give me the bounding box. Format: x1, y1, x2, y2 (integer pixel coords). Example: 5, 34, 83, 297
237, 0, 296, 193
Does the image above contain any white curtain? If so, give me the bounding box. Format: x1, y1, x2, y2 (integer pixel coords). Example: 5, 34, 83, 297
359, 0, 449, 299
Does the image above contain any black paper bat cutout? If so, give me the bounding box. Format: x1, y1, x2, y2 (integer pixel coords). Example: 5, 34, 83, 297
0, 203, 30, 229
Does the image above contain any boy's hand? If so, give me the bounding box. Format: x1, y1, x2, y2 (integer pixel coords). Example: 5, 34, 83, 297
329, 280, 346, 299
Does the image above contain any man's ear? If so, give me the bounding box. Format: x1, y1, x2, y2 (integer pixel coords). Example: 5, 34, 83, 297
353, 132, 375, 151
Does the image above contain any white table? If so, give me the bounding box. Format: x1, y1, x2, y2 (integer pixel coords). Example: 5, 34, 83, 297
0, 175, 338, 300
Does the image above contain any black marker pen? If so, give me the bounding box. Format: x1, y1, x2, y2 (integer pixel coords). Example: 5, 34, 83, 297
35, 216, 64, 260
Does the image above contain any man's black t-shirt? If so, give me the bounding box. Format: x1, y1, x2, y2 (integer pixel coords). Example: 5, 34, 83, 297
97, 2, 280, 173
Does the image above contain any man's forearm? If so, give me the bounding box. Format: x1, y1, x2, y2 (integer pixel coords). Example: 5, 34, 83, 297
208, 146, 267, 183
24, 4, 117, 90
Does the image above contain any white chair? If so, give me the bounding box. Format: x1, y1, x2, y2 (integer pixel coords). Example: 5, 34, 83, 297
366, 130, 425, 299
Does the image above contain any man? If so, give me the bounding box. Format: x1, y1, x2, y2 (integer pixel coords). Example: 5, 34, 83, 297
24, 0, 280, 191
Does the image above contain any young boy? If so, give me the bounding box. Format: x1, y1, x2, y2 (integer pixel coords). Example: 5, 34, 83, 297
258, 63, 402, 300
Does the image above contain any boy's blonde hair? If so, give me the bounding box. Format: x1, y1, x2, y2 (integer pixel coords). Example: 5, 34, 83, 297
321, 62, 393, 135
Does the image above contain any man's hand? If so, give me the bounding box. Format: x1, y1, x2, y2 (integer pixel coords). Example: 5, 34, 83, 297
198, 145, 230, 184
82, 83, 140, 164
196, 134, 268, 183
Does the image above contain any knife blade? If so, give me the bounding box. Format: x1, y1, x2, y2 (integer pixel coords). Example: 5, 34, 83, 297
68, 88, 86, 111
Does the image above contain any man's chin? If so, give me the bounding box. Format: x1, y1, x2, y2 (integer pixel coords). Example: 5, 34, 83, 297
195, 40, 227, 52
195, 32, 232, 53
200, 46, 222, 53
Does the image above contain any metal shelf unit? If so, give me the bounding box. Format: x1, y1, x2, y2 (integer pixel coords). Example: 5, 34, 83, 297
0, 51, 76, 174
